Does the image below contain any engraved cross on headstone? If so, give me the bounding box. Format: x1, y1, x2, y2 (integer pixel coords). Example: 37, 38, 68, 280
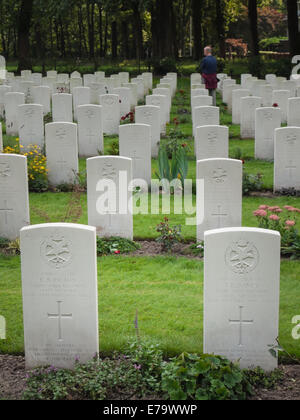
47, 301, 72, 341
211, 205, 228, 228
229, 306, 254, 347
0, 200, 13, 224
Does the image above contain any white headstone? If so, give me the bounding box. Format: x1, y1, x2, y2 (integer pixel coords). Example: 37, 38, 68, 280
119, 124, 151, 186
135, 105, 160, 157
196, 158, 242, 241
195, 125, 229, 161
146, 94, 168, 134
281, 80, 297, 97
99, 94, 120, 135
20, 223, 99, 369
89, 83, 107, 105
71, 71, 81, 79
19, 81, 35, 103
83, 74, 96, 87
17, 104, 44, 150
232, 89, 250, 125
274, 127, 300, 192
0, 154, 30, 239
272, 90, 289, 124
52, 93, 73, 123
47, 70, 57, 78
32, 86, 51, 115
255, 107, 281, 161
240, 96, 261, 139
73, 87, 91, 121
4, 92, 25, 135
122, 83, 137, 109
45, 122, 78, 186
70, 77, 83, 93
287, 97, 300, 127
77, 105, 103, 157
87, 156, 133, 239
0, 122, 2, 152
113, 87, 131, 119
0, 85, 11, 118
204, 227, 280, 371
191, 95, 213, 122
193, 106, 220, 137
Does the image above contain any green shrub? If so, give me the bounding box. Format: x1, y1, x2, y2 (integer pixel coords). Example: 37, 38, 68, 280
23, 355, 157, 400
96, 237, 140, 256
156, 217, 182, 252
151, 57, 178, 75
161, 353, 253, 400
243, 172, 263, 195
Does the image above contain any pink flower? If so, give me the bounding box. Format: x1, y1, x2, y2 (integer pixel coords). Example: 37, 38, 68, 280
269, 214, 280, 221
253, 210, 267, 217
286, 220, 296, 227
268, 206, 281, 212
284, 206, 293, 211
114, 250, 121, 254
259, 205, 269, 210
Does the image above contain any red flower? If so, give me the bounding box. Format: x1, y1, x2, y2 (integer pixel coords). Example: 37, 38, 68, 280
182, 143, 187, 148
121, 116, 125, 121
273, 103, 278, 107
114, 250, 121, 254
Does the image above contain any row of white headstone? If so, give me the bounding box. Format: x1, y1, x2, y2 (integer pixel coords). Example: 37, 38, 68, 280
19, 222, 281, 373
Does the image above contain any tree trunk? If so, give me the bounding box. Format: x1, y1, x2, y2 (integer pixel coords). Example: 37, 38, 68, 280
98, 4, 103, 57
17, 0, 34, 72
86, 0, 95, 59
192, 0, 203, 60
132, 1, 144, 61
104, 12, 108, 57
111, 20, 117, 59
151, 0, 175, 59
216, 0, 226, 59
287, 0, 300, 57
121, 20, 129, 59
248, 0, 259, 56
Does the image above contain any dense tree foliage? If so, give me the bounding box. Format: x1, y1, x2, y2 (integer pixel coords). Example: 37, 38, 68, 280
0, 0, 298, 70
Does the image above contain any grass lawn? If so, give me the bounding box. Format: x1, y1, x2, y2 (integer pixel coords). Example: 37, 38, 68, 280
1, 255, 300, 362
1, 76, 300, 362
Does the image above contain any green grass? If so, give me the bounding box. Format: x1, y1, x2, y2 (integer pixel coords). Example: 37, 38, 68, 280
1, 255, 300, 361
1, 76, 300, 361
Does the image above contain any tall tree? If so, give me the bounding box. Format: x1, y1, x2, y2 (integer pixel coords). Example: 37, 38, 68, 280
151, 0, 176, 58
192, 0, 203, 60
287, 0, 300, 57
248, 0, 259, 56
17, 0, 34, 71
216, 0, 226, 58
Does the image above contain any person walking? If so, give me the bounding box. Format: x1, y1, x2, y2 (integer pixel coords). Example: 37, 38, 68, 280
200, 46, 218, 106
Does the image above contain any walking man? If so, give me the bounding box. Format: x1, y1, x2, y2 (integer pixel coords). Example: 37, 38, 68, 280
200, 46, 218, 106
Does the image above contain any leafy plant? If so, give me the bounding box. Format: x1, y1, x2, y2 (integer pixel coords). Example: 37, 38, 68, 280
156, 145, 188, 191
161, 352, 253, 401
0, 237, 10, 249
96, 237, 140, 256
253, 204, 300, 259
243, 172, 263, 195
107, 139, 119, 155
22, 354, 158, 400
4, 142, 49, 192
125, 339, 164, 393
189, 242, 204, 257
156, 217, 181, 252
244, 367, 283, 390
